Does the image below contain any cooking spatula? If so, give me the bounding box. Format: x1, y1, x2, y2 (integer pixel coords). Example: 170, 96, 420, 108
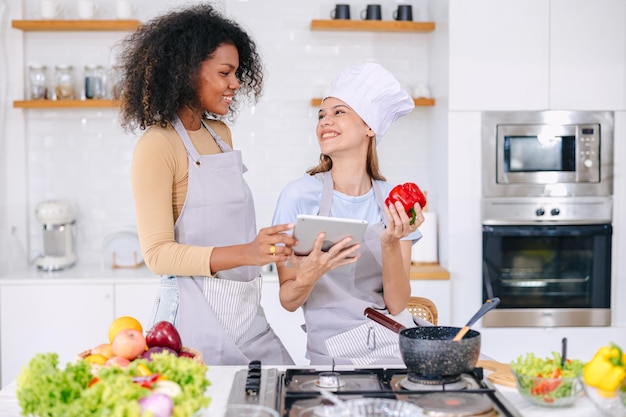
452, 297, 501, 341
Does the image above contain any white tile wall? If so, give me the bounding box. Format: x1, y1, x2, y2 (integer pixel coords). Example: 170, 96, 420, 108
5, 0, 436, 266
0, 0, 8, 276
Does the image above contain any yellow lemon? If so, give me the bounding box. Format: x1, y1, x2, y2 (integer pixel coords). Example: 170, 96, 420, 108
108, 316, 143, 344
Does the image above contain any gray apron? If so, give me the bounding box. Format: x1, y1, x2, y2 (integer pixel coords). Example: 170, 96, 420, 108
305, 171, 415, 366
170, 117, 293, 365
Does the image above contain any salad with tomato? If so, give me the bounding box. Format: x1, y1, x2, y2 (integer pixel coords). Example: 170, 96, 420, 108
510, 352, 585, 406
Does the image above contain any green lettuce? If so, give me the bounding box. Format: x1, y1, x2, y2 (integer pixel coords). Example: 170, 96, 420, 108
16, 351, 211, 417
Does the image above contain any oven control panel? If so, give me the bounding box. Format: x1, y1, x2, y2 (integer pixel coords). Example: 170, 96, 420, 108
482, 196, 612, 224
576, 124, 601, 183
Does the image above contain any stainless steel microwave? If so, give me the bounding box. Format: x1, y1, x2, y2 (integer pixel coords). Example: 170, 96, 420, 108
482, 111, 614, 198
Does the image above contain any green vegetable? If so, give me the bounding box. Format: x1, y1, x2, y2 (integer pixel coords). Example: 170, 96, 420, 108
16, 351, 211, 417
510, 352, 585, 404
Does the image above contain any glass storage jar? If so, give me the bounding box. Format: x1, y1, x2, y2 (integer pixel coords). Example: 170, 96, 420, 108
84, 65, 105, 99
54, 65, 76, 100
28, 64, 48, 100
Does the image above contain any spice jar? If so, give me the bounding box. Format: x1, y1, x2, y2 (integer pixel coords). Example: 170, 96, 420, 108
54, 65, 75, 100
84, 65, 105, 99
28, 64, 48, 100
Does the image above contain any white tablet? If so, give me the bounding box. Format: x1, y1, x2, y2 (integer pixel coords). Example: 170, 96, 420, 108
292, 214, 368, 256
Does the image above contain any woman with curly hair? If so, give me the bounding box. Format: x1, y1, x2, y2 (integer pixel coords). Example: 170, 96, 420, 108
116, 3, 295, 365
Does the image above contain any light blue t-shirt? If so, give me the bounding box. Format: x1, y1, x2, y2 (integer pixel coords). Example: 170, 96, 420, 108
272, 173, 422, 244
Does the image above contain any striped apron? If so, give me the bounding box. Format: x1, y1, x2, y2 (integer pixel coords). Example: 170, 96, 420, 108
305, 171, 416, 366
169, 116, 293, 365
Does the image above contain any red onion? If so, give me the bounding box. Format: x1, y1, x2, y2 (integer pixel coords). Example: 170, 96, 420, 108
138, 393, 173, 417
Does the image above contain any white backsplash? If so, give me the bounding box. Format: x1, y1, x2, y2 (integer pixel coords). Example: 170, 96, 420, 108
11, 0, 435, 266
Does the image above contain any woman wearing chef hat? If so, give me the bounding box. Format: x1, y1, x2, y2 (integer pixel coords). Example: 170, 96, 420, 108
272, 62, 426, 365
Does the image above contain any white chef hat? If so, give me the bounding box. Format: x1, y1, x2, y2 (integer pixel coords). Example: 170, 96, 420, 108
324, 62, 414, 143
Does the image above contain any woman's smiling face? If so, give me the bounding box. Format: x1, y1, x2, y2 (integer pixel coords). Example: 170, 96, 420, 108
197, 42, 241, 116
316, 97, 374, 154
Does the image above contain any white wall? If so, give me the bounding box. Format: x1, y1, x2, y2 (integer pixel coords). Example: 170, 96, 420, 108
0, 0, 9, 277
1, 0, 437, 269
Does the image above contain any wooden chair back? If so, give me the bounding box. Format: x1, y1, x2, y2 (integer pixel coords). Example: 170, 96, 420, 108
406, 296, 438, 325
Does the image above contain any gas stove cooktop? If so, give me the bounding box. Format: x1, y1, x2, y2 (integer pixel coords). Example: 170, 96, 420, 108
227, 361, 523, 417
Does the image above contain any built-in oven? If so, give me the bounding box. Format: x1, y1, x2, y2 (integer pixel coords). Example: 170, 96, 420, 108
483, 223, 612, 327
481, 111, 614, 328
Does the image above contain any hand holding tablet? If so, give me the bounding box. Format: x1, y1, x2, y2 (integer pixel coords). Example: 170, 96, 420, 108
291, 214, 368, 257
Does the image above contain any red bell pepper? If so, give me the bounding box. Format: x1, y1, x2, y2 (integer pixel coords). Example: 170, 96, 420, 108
385, 182, 427, 225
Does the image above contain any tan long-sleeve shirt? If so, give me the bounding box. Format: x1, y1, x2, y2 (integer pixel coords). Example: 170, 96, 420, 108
131, 120, 233, 277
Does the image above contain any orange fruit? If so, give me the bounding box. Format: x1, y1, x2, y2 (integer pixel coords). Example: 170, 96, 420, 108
108, 316, 143, 344
85, 354, 108, 365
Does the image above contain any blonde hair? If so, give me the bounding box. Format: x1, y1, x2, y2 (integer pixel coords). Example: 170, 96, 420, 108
306, 137, 386, 181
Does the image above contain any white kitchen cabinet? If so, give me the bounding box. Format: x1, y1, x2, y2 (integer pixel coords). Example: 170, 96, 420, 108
449, 0, 626, 111
0, 283, 114, 387
114, 281, 161, 328
449, 0, 550, 110
550, 0, 626, 110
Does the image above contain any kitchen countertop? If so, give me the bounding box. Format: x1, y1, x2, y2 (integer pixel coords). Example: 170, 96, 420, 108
0, 365, 601, 417
0, 262, 450, 283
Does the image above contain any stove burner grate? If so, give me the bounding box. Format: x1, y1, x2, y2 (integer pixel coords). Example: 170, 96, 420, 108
414, 392, 497, 417
408, 372, 461, 385
399, 376, 469, 391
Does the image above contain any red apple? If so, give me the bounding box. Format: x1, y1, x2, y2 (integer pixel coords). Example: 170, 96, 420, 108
111, 329, 147, 360
145, 321, 183, 353
105, 356, 131, 368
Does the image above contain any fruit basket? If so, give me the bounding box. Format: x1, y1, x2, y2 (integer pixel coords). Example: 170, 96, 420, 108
180, 346, 204, 364
78, 346, 204, 367
17, 317, 211, 417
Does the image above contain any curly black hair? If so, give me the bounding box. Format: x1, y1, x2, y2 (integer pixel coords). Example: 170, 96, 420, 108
115, 3, 263, 131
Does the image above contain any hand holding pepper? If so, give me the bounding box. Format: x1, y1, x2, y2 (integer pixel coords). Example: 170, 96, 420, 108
385, 182, 427, 225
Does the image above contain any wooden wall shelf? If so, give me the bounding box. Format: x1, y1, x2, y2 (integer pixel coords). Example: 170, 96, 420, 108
310, 97, 435, 107
11, 19, 140, 31
310, 19, 435, 32
13, 100, 118, 108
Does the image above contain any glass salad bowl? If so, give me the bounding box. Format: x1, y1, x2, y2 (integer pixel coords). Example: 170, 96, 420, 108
583, 381, 626, 417
512, 370, 583, 407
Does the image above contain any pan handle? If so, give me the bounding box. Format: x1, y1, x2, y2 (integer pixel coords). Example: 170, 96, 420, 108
364, 307, 406, 334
